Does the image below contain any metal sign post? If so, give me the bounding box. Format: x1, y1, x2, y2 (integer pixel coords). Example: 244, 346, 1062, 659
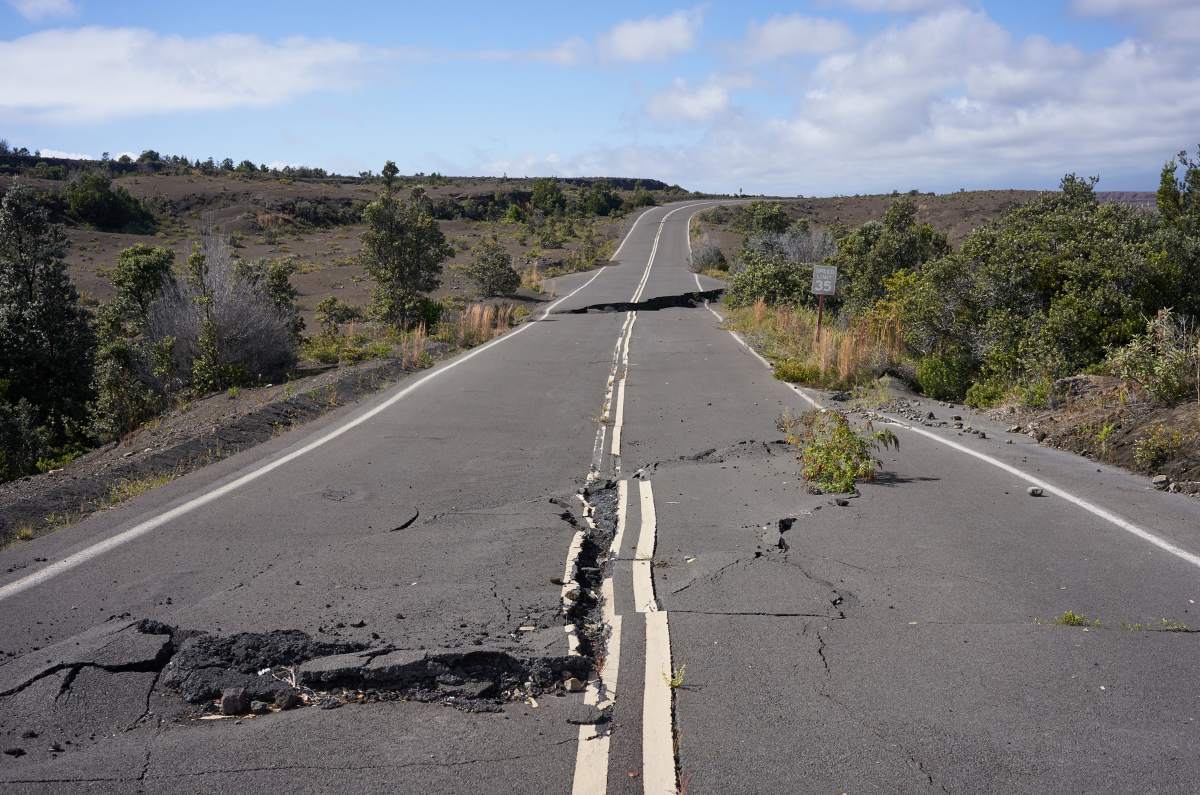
810, 265, 837, 342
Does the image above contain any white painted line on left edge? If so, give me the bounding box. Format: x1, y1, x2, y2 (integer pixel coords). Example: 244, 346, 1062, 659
632, 480, 659, 613
0, 237, 616, 602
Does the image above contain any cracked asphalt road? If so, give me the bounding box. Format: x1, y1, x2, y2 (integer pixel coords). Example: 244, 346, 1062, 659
4, 201, 1200, 793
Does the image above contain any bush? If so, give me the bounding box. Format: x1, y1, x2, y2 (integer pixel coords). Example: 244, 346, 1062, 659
0, 397, 50, 482
1107, 309, 1197, 403
315, 296, 363, 333
773, 360, 821, 384
916, 353, 973, 401
64, 172, 154, 232
964, 379, 1007, 408
144, 234, 297, 395
689, 241, 727, 273
888, 174, 1173, 392
744, 201, 789, 234
1133, 424, 1186, 471
465, 237, 520, 296
779, 409, 899, 493
743, 225, 837, 265
725, 251, 812, 308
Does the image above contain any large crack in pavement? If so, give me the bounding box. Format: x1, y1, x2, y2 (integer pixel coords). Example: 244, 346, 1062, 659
0, 489, 622, 766
556, 288, 723, 315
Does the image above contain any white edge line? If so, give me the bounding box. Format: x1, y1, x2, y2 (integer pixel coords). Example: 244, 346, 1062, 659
698, 282, 1200, 571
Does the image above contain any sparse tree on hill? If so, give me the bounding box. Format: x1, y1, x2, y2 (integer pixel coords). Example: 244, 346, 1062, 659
361, 173, 453, 328
465, 237, 520, 296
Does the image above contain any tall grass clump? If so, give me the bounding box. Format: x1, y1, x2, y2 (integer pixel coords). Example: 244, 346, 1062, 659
726, 299, 906, 388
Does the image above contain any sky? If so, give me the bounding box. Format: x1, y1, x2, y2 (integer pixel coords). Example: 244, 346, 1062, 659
1, 0, 1198, 195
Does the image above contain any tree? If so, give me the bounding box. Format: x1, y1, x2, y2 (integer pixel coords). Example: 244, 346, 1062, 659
0, 182, 95, 441
827, 198, 949, 313
464, 237, 520, 296
111, 244, 174, 314
360, 185, 453, 328
746, 201, 789, 234
531, 178, 566, 215
580, 179, 621, 216
382, 160, 399, 195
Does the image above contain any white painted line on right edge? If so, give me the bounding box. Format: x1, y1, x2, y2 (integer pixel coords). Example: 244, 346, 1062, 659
694, 270, 1200, 571
642, 610, 677, 795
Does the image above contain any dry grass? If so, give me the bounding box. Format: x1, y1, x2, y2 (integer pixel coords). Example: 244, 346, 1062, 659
726, 299, 906, 388
438, 302, 516, 348
398, 323, 428, 368
103, 471, 177, 508
520, 262, 543, 293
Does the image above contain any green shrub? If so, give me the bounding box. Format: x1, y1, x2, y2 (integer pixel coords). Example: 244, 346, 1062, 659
779, 409, 899, 493
464, 237, 520, 296
964, 379, 1006, 408
773, 360, 820, 384
0, 397, 50, 481
1107, 309, 1196, 403
916, 353, 973, 401
315, 296, 363, 333
1133, 424, 1186, 471
725, 251, 811, 308
65, 172, 154, 232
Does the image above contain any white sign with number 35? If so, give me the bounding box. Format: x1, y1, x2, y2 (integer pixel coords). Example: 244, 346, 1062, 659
811, 265, 837, 296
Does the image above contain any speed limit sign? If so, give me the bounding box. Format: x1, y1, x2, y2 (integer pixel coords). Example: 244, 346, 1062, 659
811, 265, 837, 296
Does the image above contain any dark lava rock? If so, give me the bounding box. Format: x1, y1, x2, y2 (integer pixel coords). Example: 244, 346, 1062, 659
250, 700, 270, 715
274, 690, 302, 710
220, 688, 251, 715
164, 629, 363, 703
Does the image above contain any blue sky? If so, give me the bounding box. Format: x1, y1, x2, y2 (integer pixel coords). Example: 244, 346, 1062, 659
2, 0, 1197, 194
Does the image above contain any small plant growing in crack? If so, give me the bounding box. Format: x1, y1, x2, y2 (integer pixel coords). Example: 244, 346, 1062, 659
1048, 610, 1100, 628
1121, 618, 1191, 632
778, 409, 899, 493
664, 664, 687, 689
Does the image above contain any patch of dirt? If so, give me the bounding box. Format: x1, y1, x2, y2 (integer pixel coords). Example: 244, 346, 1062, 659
995, 376, 1200, 490
0, 356, 429, 545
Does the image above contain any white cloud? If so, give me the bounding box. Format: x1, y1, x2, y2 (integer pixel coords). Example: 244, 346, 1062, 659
646, 78, 731, 123
1070, 0, 1200, 41
0, 27, 372, 122
8, 0, 77, 21
36, 147, 92, 159
742, 13, 856, 60
598, 8, 703, 62
508, 5, 1200, 194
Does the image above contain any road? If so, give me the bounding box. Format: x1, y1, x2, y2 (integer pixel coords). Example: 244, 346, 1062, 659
3, 201, 1200, 793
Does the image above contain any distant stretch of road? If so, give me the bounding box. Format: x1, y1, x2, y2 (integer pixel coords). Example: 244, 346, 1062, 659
3, 201, 1200, 794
